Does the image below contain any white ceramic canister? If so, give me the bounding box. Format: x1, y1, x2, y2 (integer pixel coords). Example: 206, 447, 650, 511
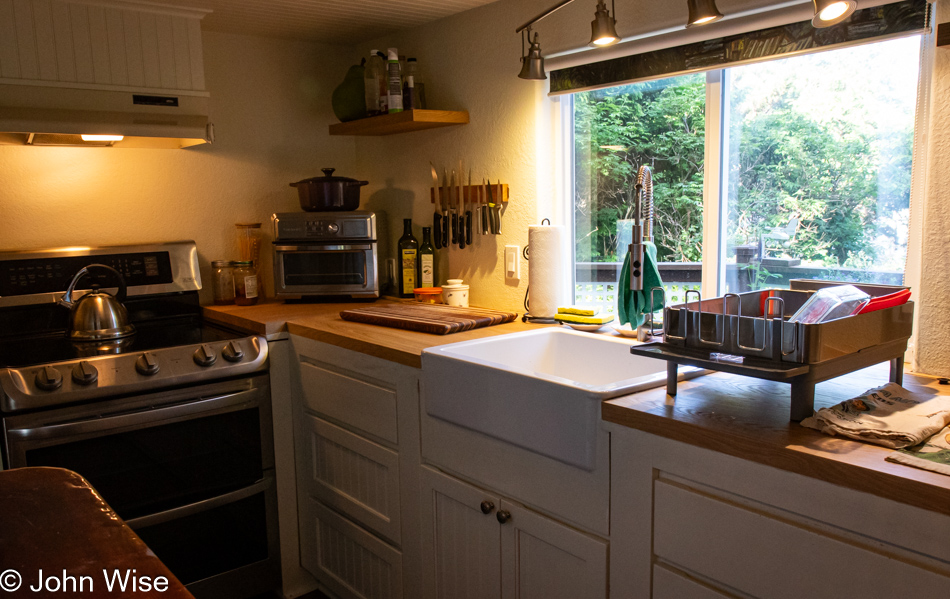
442, 278, 469, 307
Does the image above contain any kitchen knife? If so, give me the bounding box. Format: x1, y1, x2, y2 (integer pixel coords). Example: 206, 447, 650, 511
430, 163, 442, 250
481, 179, 489, 235
441, 167, 450, 248
495, 180, 503, 235
487, 180, 498, 235
450, 170, 458, 246
458, 162, 466, 249
466, 168, 473, 246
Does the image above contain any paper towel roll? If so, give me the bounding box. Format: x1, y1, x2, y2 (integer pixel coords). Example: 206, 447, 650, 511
528, 224, 564, 318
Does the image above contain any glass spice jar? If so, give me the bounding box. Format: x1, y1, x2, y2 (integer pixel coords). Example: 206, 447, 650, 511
232, 260, 259, 306
211, 260, 235, 305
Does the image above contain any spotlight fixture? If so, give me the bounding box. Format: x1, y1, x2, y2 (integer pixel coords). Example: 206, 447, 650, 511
811, 0, 856, 27
516, 0, 620, 80
518, 29, 547, 80
686, 0, 723, 27
590, 0, 619, 47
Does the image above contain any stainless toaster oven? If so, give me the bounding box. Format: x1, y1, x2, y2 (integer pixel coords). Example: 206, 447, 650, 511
271, 211, 379, 299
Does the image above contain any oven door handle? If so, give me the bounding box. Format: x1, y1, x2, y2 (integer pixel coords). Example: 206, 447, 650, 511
274, 244, 373, 251
124, 476, 273, 530
5, 389, 260, 441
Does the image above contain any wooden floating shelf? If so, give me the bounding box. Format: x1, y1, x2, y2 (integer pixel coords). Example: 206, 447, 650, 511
430, 184, 509, 204
328, 109, 469, 136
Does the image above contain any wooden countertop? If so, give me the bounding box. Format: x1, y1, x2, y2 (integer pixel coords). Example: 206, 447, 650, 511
603, 367, 950, 517
203, 299, 542, 368
203, 299, 950, 516
0, 467, 193, 598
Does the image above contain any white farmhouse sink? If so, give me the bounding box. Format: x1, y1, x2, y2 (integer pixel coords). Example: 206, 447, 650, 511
422, 327, 699, 471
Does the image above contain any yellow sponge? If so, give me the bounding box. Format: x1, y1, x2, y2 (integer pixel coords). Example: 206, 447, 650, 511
557, 306, 597, 316
553, 313, 615, 325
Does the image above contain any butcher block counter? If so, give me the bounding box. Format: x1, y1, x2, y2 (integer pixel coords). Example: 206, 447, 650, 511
203, 300, 950, 516
604, 367, 950, 517
203, 299, 540, 368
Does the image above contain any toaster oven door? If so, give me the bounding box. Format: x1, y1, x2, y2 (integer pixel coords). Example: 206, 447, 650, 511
274, 243, 379, 298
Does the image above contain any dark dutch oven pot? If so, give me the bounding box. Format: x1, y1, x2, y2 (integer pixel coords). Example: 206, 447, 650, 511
290, 168, 369, 211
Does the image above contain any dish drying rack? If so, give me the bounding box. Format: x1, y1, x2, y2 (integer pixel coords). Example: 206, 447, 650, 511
629, 280, 914, 421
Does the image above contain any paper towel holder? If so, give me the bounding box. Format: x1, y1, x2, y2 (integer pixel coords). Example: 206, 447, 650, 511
522, 219, 559, 324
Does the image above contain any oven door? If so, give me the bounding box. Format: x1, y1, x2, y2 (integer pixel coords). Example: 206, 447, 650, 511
274, 243, 379, 298
2, 375, 280, 599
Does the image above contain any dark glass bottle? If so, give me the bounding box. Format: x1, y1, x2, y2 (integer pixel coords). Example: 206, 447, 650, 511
419, 226, 435, 287
398, 219, 419, 297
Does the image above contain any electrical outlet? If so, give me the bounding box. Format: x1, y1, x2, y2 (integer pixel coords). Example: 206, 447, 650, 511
505, 245, 520, 281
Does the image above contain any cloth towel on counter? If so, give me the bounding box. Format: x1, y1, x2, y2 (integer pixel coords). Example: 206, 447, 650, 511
886, 424, 950, 476
800, 383, 950, 449
618, 241, 663, 328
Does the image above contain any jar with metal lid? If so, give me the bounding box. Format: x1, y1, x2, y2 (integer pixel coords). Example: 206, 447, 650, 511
233, 261, 259, 306
211, 260, 236, 305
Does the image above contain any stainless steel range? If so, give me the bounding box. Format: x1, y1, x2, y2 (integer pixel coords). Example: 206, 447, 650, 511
0, 241, 280, 599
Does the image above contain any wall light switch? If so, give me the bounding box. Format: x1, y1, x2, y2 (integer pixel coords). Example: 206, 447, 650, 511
505, 245, 520, 281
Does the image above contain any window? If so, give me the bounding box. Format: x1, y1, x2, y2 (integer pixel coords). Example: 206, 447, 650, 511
570, 34, 925, 314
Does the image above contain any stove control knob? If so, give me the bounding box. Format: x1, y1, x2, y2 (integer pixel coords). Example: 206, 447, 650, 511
222, 341, 245, 363
35, 366, 63, 391
71, 361, 98, 385
193, 344, 217, 367
135, 352, 160, 376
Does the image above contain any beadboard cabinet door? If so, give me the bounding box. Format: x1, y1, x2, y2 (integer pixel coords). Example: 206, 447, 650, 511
420, 466, 608, 599
420, 466, 502, 599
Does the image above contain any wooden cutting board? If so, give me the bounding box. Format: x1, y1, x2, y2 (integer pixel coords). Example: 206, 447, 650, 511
339, 303, 519, 335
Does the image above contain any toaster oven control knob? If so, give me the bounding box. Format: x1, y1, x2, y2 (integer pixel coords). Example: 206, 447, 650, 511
193, 344, 217, 367
222, 341, 245, 362
135, 352, 160, 376
327, 223, 339, 234
71, 360, 98, 385
35, 365, 63, 391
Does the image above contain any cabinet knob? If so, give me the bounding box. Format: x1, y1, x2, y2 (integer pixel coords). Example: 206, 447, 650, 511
496, 510, 511, 524
480, 501, 495, 515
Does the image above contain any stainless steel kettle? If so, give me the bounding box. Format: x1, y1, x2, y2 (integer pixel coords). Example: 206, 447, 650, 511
58, 264, 135, 341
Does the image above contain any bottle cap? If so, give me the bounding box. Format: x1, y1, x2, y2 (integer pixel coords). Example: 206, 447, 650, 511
370, 49, 378, 54
387, 48, 398, 60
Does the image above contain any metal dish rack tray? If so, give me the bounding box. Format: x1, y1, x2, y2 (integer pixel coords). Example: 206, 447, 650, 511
630, 281, 914, 421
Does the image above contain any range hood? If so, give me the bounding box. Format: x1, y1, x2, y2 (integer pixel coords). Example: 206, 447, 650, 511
0, 0, 213, 149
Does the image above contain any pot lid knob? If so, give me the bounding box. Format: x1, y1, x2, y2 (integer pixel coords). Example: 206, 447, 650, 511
322, 168, 336, 176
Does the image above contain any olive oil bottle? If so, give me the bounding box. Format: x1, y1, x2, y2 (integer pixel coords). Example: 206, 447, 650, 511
419, 226, 435, 287
398, 219, 418, 297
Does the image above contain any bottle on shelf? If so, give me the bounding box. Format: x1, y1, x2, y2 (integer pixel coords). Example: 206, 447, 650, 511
403, 58, 426, 110
387, 48, 403, 114
419, 226, 435, 287
398, 219, 418, 297
376, 51, 389, 113
364, 49, 385, 116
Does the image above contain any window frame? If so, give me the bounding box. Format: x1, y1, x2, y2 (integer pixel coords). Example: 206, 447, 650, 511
564, 31, 932, 317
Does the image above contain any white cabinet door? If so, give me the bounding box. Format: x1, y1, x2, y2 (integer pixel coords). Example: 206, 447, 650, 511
652, 565, 737, 599
420, 466, 502, 599
500, 499, 608, 599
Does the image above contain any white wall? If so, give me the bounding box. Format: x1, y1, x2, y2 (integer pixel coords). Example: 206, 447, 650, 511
0, 30, 356, 304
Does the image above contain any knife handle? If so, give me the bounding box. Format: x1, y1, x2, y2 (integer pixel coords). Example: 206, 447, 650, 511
465, 210, 473, 245
459, 214, 466, 249
443, 211, 449, 247
434, 214, 443, 250
481, 205, 489, 234
451, 212, 458, 245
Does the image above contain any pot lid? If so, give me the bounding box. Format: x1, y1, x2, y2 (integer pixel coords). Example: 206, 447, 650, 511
291, 168, 368, 187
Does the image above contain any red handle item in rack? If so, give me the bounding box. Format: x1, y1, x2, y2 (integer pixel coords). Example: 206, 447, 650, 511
856, 289, 912, 314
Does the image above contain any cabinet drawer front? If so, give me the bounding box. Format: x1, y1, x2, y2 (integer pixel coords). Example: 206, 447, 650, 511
299, 360, 398, 444
653, 480, 950, 599
652, 565, 737, 599
300, 496, 403, 599
299, 415, 401, 544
